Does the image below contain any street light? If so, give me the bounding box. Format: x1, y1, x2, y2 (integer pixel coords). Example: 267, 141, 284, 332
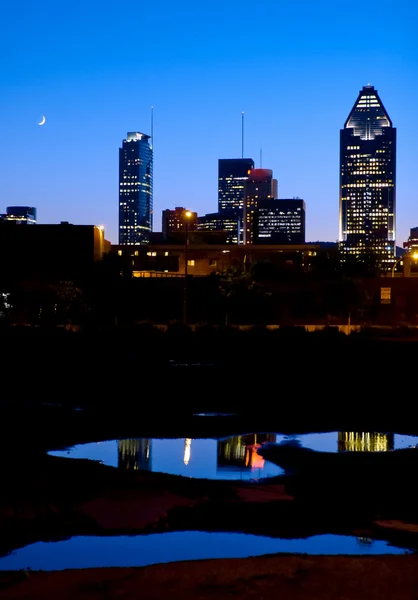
183, 210, 193, 325
391, 252, 418, 277
391, 256, 403, 278
96, 225, 105, 259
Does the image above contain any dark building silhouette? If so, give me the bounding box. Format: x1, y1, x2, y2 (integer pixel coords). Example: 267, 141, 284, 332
119, 132, 153, 245
0, 221, 108, 282
162, 207, 197, 239
255, 199, 305, 244
118, 439, 152, 470
338, 432, 394, 452
244, 168, 278, 244
0, 206, 37, 225
197, 211, 241, 244
218, 158, 255, 215
339, 85, 396, 268
112, 241, 318, 276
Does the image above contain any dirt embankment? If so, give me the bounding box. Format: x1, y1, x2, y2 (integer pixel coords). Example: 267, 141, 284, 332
2, 555, 418, 600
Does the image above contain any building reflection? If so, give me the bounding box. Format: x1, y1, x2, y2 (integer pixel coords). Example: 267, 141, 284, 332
217, 434, 276, 474
338, 432, 394, 453
118, 439, 152, 470
184, 438, 192, 465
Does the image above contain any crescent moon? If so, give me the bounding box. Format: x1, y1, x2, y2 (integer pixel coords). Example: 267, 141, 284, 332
38, 116, 46, 126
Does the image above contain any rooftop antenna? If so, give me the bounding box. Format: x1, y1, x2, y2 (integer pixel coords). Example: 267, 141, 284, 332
241, 111, 244, 159
150, 106, 154, 150
260, 146, 262, 168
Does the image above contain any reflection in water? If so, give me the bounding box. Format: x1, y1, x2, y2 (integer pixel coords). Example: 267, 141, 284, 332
184, 438, 192, 465
338, 432, 394, 453
217, 434, 276, 474
357, 537, 373, 545
0, 533, 409, 571
118, 439, 152, 470
49, 432, 418, 481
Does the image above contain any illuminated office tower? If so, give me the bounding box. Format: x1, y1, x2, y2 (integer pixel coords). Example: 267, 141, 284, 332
197, 211, 242, 244
218, 158, 254, 214
339, 85, 396, 268
255, 198, 305, 244
244, 168, 278, 244
119, 132, 153, 245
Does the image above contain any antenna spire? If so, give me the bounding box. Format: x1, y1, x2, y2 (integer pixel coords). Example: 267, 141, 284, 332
150, 106, 154, 150
241, 111, 244, 159
260, 146, 262, 168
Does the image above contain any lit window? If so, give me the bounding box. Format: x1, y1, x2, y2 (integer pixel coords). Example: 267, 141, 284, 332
118, 250, 122, 256
187, 260, 195, 266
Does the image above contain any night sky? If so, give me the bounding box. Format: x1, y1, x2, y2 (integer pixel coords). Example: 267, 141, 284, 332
1, 0, 416, 246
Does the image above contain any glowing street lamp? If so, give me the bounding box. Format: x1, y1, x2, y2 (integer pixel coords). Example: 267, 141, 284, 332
183, 210, 193, 325
391, 252, 418, 277
391, 256, 403, 278
96, 224, 105, 259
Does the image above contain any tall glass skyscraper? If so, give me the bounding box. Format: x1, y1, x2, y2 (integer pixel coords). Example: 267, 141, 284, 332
218, 158, 254, 214
339, 85, 396, 268
119, 132, 153, 245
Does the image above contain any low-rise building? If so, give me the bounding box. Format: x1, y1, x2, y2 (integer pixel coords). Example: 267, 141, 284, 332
0, 221, 110, 282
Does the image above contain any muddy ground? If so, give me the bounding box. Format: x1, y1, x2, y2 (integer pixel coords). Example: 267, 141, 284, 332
1, 401, 418, 599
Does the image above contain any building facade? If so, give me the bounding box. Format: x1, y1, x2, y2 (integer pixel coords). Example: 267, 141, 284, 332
339, 85, 396, 269
119, 132, 153, 245
197, 211, 241, 244
0, 206, 36, 224
254, 199, 305, 244
113, 242, 318, 277
244, 168, 278, 244
404, 227, 418, 255
162, 207, 197, 239
218, 158, 254, 214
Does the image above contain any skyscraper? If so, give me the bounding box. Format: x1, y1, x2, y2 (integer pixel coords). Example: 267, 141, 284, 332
254, 199, 305, 244
218, 158, 254, 214
243, 168, 278, 244
119, 132, 153, 245
197, 211, 242, 244
339, 85, 396, 268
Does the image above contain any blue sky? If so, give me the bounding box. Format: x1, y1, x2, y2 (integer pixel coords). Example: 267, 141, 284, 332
1, 0, 417, 245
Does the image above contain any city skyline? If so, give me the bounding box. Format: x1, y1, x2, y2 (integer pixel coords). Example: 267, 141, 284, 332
1, 0, 417, 247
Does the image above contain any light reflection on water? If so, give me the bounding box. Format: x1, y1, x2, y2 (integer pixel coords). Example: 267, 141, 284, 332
0, 532, 412, 571
49, 432, 418, 481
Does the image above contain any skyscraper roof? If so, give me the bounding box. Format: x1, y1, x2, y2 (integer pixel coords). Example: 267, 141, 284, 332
344, 85, 393, 139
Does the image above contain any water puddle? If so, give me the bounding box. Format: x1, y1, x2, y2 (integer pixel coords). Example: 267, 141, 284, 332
0, 532, 412, 571
49, 432, 418, 481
